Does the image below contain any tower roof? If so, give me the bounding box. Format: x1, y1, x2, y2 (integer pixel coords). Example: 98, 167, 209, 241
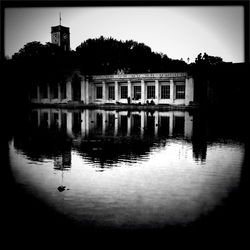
51, 25, 70, 33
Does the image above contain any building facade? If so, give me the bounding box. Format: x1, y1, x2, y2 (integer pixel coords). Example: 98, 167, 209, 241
30, 72, 194, 106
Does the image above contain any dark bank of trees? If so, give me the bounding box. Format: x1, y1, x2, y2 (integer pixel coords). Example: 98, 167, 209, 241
3, 41, 76, 107
8, 36, 188, 77
2, 36, 188, 106
2, 36, 248, 108
75, 36, 187, 74
188, 52, 249, 107
5, 37, 230, 82
11, 41, 76, 83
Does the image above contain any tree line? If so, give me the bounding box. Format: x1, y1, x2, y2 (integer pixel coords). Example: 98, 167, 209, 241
4, 36, 227, 80
3, 36, 241, 108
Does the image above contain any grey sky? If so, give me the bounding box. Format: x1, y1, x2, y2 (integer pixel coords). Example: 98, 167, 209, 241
5, 6, 244, 62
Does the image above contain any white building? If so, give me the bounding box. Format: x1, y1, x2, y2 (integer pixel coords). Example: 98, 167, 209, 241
30, 71, 194, 106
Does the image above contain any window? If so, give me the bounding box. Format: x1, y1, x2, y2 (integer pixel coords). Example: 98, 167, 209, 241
41, 112, 48, 128
41, 84, 48, 99
61, 82, 66, 99
61, 113, 67, 131
119, 115, 128, 134
96, 113, 103, 133
107, 113, 115, 135
145, 115, 155, 136
159, 116, 169, 136
133, 86, 141, 100
108, 86, 115, 100
52, 113, 59, 129
96, 86, 103, 99
108, 114, 115, 128
161, 85, 170, 99
173, 116, 184, 136
176, 84, 185, 99
52, 84, 58, 99
54, 113, 59, 122
147, 86, 155, 99
131, 114, 141, 134
121, 86, 128, 99
72, 112, 81, 136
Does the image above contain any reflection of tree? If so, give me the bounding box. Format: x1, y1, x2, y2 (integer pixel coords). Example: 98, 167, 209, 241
74, 137, 155, 167
191, 107, 248, 164
14, 128, 72, 167
192, 139, 207, 163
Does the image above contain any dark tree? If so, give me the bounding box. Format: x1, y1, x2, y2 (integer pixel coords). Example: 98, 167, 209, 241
75, 36, 187, 74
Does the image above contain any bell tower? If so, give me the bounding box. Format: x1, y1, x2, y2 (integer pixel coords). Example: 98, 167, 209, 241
51, 13, 70, 51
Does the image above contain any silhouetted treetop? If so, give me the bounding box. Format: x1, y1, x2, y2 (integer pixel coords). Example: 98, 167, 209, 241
9, 37, 230, 82
195, 53, 224, 66
75, 36, 187, 74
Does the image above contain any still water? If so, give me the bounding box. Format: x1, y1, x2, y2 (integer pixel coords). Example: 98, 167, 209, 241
9, 108, 245, 229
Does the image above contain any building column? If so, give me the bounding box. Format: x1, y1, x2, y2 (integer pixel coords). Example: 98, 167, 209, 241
184, 112, 193, 139
66, 81, 72, 101
169, 112, 173, 136
128, 80, 132, 103
102, 110, 106, 135
170, 79, 174, 104
115, 81, 119, 102
141, 80, 145, 104
48, 109, 51, 128
47, 84, 51, 101
37, 85, 40, 102
37, 109, 41, 127
81, 78, 85, 103
85, 109, 89, 136
115, 112, 118, 136
141, 111, 145, 138
102, 81, 106, 104
127, 115, 131, 136
58, 110, 62, 129
155, 80, 159, 104
58, 83, 61, 101
85, 79, 89, 104
154, 111, 159, 136
67, 111, 73, 137
185, 77, 194, 106
81, 111, 86, 138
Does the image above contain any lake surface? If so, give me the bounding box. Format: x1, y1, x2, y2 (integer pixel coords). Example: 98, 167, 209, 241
8, 108, 246, 230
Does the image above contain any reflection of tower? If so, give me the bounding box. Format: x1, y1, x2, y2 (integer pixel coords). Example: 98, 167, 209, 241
54, 151, 72, 170
192, 113, 207, 163
51, 13, 70, 51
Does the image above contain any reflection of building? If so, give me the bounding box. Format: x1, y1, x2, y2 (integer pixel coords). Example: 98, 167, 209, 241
16, 108, 201, 167
32, 108, 193, 140
30, 72, 194, 106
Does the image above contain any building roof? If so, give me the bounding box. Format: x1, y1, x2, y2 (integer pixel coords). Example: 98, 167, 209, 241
51, 25, 70, 33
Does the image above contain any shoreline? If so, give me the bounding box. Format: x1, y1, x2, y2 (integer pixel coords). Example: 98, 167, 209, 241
29, 102, 200, 111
